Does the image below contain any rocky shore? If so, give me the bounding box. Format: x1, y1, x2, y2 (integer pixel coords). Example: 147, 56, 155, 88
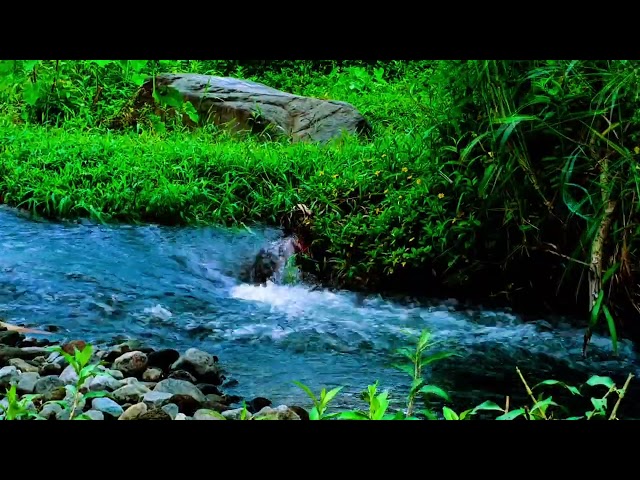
0, 325, 308, 420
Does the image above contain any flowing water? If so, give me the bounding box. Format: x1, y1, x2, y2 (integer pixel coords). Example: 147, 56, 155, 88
1, 205, 639, 418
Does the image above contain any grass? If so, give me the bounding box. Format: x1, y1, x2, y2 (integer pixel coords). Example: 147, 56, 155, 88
1, 59, 640, 352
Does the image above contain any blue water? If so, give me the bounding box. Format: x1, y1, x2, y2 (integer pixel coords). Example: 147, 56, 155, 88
1, 205, 639, 417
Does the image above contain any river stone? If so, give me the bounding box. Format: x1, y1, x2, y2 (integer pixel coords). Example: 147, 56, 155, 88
168, 369, 197, 383
197, 383, 222, 396
289, 406, 310, 421
17, 372, 40, 393
105, 368, 124, 380
118, 402, 148, 420
174, 413, 188, 420
161, 403, 179, 420
138, 408, 171, 420
131, 74, 372, 143
193, 409, 224, 420
39, 362, 62, 376
92, 398, 124, 418
9, 358, 39, 373
154, 378, 206, 403
88, 374, 124, 392
169, 394, 202, 416
171, 348, 222, 384
0, 345, 46, 361
0, 330, 22, 346
113, 351, 148, 376
221, 408, 253, 420
84, 409, 105, 421
112, 383, 150, 404
31, 356, 46, 366
63, 387, 86, 412
62, 340, 87, 355
59, 364, 78, 385
147, 349, 180, 372
142, 367, 162, 382
254, 405, 301, 420
40, 402, 63, 420
142, 391, 173, 408
247, 396, 272, 413
0, 366, 19, 388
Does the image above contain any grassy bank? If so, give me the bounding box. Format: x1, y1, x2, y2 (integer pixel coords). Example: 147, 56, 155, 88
1, 60, 640, 351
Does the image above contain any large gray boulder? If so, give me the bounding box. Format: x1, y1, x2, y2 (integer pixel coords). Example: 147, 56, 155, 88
134, 74, 372, 143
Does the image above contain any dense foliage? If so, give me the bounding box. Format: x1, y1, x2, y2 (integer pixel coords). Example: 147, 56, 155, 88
1, 59, 639, 350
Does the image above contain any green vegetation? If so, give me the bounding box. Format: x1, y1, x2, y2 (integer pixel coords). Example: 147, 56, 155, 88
1, 59, 639, 351
1, 333, 633, 420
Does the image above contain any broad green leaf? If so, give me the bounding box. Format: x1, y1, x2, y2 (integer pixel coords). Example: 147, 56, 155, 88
586, 376, 615, 389
184, 101, 200, 123
338, 410, 369, 420
392, 363, 416, 377
23, 82, 41, 106
566, 416, 584, 420
442, 406, 459, 420
293, 381, 318, 404
76, 344, 93, 367
495, 408, 526, 420
589, 290, 604, 328
322, 386, 343, 406
83, 390, 110, 400
459, 409, 475, 420
131, 73, 148, 87
23, 60, 39, 71
308, 407, 320, 420
531, 396, 558, 415
422, 351, 458, 365
419, 384, 450, 401
409, 378, 425, 396
591, 397, 608, 412
395, 347, 416, 362
533, 379, 581, 396
471, 400, 504, 413
92, 60, 113, 67
602, 305, 618, 356
129, 60, 148, 72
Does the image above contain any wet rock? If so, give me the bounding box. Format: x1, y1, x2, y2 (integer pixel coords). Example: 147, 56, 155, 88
138, 408, 172, 420
0, 366, 19, 388
142, 367, 162, 382
84, 409, 105, 421
44, 325, 60, 333
62, 340, 87, 355
193, 409, 224, 420
9, 358, 39, 373
39, 363, 62, 376
205, 394, 226, 404
289, 406, 310, 421
118, 402, 148, 420
174, 413, 188, 420
40, 402, 63, 420
113, 351, 148, 376
203, 400, 230, 413
59, 365, 78, 385
170, 348, 222, 384
112, 383, 150, 404
147, 349, 180, 372
142, 391, 173, 409
169, 394, 202, 416
92, 398, 124, 418
31, 356, 46, 366
162, 403, 179, 420
0, 345, 47, 361
223, 394, 243, 405
254, 405, 301, 420
247, 397, 272, 414
105, 368, 124, 380
63, 387, 86, 412
168, 369, 197, 383
222, 378, 239, 388
197, 383, 222, 396
17, 372, 40, 394
88, 374, 123, 392
56, 409, 72, 420
154, 378, 206, 403
42, 386, 66, 402
0, 330, 23, 346
222, 408, 253, 420
132, 73, 372, 143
